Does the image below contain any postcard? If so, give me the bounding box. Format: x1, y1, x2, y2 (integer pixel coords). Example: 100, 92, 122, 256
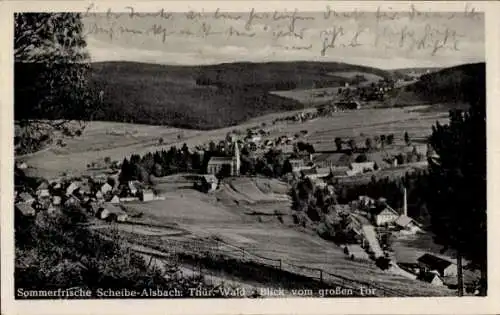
1, 1, 499, 314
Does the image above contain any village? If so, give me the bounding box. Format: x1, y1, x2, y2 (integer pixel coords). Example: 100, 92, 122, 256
14, 114, 478, 294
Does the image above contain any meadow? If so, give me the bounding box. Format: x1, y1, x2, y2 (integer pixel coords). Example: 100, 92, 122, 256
20, 105, 449, 180
106, 175, 454, 296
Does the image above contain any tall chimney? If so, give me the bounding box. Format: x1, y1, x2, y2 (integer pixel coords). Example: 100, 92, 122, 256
403, 186, 408, 216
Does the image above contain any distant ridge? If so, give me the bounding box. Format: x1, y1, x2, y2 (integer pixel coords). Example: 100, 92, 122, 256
85, 61, 395, 129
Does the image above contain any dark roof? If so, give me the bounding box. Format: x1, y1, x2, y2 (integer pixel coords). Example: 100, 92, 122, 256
417, 254, 453, 271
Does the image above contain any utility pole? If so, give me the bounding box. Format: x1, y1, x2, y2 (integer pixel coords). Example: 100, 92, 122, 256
457, 249, 464, 296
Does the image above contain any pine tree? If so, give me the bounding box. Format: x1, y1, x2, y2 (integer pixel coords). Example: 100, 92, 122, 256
404, 131, 410, 145
334, 137, 343, 152
426, 78, 486, 295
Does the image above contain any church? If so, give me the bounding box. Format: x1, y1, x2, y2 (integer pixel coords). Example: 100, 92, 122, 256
206, 142, 241, 176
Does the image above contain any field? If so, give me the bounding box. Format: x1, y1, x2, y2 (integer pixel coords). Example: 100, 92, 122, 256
95, 175, 453, 296
268, 70, 383, 105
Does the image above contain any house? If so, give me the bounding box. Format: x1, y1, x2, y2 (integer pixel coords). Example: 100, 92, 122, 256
66, 181, 81, 196
36, 181, 50, 198
117, 213, 129, 222
417, 271, 444, 286
96, 208, 111, 220
37, 188, 51, 198
250, 135, 262, 143
199, 174, 218, 193
15, 203, 36, 216
52, 196, 62, 206
207, 143, 240, 176
395, 215, 422, 233
101, 183, 113, 195
64, 195, 80, 207
96, 203, 126, 221
95, 191, 104, 200
347, 162, 375, 176
109, 195, 120, 204
141, 189, 154, 202
93, 174, 108, 184
16, 162, 28, 169
372, 204, 399, 226
18, 192, 35, 204
313, 153, 350, 169
417, 254, 457, 277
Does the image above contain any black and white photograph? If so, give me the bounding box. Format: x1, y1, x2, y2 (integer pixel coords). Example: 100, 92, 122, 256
7, 0, 490, 307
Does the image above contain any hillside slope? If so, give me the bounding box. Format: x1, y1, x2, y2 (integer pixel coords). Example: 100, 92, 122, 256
389, 62, 485, 108
87, 61, 394, 129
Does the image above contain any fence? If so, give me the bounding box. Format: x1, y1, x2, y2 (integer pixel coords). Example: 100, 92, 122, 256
124, 234, 408, 297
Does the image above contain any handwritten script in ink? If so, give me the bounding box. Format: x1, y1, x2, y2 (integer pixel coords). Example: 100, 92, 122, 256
83, 4, 482, 57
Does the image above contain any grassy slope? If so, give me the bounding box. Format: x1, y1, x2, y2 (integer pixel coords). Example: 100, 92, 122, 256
388, 62, 485, 108
89, 61, 393, 130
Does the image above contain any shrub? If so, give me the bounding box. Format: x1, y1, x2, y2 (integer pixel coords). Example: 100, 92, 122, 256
15, 205, 223, 297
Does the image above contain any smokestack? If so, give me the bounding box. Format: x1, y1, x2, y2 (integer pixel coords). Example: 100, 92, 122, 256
403, 186, 408, 216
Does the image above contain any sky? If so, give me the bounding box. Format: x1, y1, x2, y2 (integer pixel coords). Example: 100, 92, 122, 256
82, 10, 485, 69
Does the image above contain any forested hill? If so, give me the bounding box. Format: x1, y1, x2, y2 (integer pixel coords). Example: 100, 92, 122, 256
390, 62, 485, 108
414, 62, 485, 104
86, 61, 394, 130
16, 60, 484, 130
